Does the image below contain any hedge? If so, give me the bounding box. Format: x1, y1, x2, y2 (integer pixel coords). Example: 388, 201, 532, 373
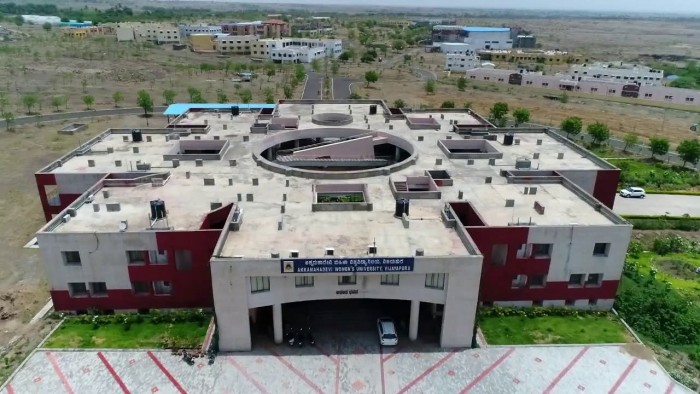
622, 215, 700, 231
479, 306, 608, 319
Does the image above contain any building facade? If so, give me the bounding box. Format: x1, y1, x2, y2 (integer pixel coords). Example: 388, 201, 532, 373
33, 101, 629, 352
463, 67, 700, 106
479, 50, 588, 65
433, 26, 512, 50
179, 24, 222, 39
115, 23, 180, 44
221, 20, 290, 38
570, 62, 664, 86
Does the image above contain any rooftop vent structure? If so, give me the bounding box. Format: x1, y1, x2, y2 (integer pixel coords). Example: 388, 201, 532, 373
515, 158, 531, 169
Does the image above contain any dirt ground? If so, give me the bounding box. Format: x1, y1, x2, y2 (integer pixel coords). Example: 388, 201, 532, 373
0, 114, 157, 382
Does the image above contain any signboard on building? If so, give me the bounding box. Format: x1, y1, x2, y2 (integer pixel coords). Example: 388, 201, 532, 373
280, 257, 414, 274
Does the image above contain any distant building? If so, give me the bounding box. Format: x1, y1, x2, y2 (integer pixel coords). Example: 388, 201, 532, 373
514, 35, 537, 49
439, 43, 481, 72
432, 26, 512, 50
479, 50, 587, 65
221, 20, 289, 38
462, 67, 700, 106
63, 26, 113, 39
215, 35, 258, 55
179, 24, 222, 39
267, 38, 342, 63
114, 23, 180, 44
570, 62, 664, 86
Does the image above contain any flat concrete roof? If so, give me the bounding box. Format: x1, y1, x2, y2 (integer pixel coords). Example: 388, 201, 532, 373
40, 102, 621, 258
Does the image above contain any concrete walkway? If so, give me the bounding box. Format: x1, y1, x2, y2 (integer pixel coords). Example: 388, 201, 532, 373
1, 333, 690, 393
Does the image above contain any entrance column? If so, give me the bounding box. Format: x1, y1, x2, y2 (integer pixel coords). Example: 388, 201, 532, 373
394, 146, 401, 162
273, 303, 283, 345
409, 300, 420, 341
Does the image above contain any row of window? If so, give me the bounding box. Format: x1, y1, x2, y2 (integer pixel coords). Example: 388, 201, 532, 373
67, 280, 172, 298
61, 250, 193, 271
510, 273, 602, 289
250, 273, 447, 293
490, 242, 610, 265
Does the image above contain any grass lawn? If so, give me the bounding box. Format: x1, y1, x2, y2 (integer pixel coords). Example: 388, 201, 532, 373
480, 314, 631, 345
629, 251, 700, 300
43, 320, 208, 349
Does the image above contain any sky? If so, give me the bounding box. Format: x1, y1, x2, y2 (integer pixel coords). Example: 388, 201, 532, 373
209, 0, 700, 14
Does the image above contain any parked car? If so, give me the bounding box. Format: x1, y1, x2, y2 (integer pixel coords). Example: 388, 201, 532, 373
619, 187, 646, 198
377, 317, 398, 346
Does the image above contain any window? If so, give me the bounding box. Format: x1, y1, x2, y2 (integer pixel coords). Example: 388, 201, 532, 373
68, 282, 88, 297
568, 274, 584, 287
90, 282, 108, 297
511, 274, 527, 288
591, 87, 598, 92
380, 274, 400, 286
338, 275, 357, 285
175, 250, 193, 271
148, 250, 168, 265
588, 299, 598, 306
154, 281, 172, 295
565, 299, 575, 306
530, 274, 546, 287
62, 251, 82, 266
593, 243, 610, 256
645, 93, 652, 98
250, 276, 270, 293
585, 273, 602, 287
532, 244, 552, 258
132, 281, 150, 295
533, 300, 543, 307
126, 250, 146, 265
295, 276, 314, 287
491, 244, 508, 266
686, 97, 695, 102
425, 273, 446, 289
516, 244, 531, 259
542, 82, 549, 87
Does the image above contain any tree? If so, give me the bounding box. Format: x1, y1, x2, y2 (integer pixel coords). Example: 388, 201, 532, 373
2, 111, 14, 131
622, 133, 639, 152
440, 100, 455, 109
649, 136, 670, 159
294, 64, 306, 83
457, 77, 467, 91
42, 22, 52, 31
489, 102, 509, 121
364, 70, 379, 87
331, 62, 340, 76
216, 89, 228, 104
112, 91, 123, 108
677, 139, 700, 167
21, 93, 39, 114
559, 92, 569, 103
425, 79, 436, 94
338, 51, 351, 63
50, 96, 64, 112
162, 89, 176, 105
264, 87, 275, 104
392, 40, 406, 51
283, 85, 293, 99
560, 116, 582, 138
512, 108, 531, 126
393, 99, 406, 108
266, 66, 276, 82
310, 58, 322, 73
81, 78, 88, 93
238, 89, 253, 104
82, 95, 95, 110
12, 16, 23, 26
136, 90, 153, 126
187, 87, 201, 102
587, 122, 610, 145
464, 102, 472, 109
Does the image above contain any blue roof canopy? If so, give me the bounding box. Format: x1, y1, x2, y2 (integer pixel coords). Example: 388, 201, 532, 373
163, 103, 275, 116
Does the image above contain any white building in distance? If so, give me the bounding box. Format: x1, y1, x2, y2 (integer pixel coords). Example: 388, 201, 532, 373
570, 62, 664, 86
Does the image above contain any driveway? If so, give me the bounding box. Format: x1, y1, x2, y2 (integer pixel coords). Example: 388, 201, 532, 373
1, 333, 690, 393
302, 72, 323, 99
332, 77, 356, 99
614, 194, 700, 216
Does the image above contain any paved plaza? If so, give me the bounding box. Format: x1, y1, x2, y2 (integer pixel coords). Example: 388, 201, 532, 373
1, 332, 691, 394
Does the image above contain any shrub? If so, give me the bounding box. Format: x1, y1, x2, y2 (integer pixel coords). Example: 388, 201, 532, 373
652, 235, 697, 255
479, 306, 607, 319
627, 240, 643, 258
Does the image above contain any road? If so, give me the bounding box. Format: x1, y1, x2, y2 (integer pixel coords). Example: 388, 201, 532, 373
413, 67, 437, 80
613, 194, 700, 216
302, 71, 323, 99
332, 76, 355, 99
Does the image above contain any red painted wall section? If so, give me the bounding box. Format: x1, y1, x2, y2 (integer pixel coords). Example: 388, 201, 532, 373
467, 225, 620, 302
450, 202, 485, 226
199, 203, 233, 230
35, 173, 57, 222
593, 169, 620, 209
52, 229, 223, 312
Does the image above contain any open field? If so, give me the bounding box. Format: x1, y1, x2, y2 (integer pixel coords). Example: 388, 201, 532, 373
480, 314, 631, 345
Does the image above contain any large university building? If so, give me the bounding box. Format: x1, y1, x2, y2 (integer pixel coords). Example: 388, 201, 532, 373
33, 101, 630, 351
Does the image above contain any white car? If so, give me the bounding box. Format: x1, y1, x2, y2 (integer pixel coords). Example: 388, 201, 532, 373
619, 187, 646, 198
377, 317, 398, 346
